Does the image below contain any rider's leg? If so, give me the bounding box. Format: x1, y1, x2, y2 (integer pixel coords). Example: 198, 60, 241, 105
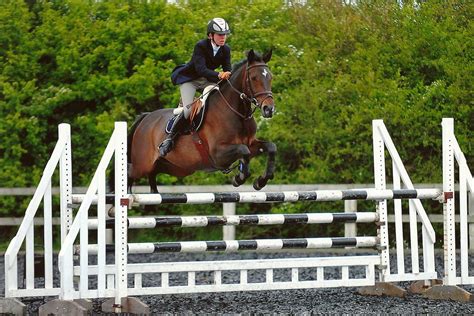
158, 82, 195, 157
180, 82, 196, 119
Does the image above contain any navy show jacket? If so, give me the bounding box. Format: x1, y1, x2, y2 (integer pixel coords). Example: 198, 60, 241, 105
171, 39, 231, 85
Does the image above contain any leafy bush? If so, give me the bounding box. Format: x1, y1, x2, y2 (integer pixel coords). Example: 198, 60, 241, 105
0, 0, 472, 243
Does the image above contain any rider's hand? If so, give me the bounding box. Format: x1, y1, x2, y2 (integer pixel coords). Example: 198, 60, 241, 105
218, 71, 231, 80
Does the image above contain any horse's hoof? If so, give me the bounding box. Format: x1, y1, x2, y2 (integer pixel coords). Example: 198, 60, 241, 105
253, 177, 267, 191
107, 206, 115, 217
232, 176, 243, 187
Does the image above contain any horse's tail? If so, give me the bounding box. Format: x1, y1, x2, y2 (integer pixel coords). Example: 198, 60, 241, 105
107, 113, 150, 193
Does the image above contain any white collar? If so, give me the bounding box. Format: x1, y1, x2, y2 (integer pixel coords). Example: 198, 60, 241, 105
211, 41, 220, 56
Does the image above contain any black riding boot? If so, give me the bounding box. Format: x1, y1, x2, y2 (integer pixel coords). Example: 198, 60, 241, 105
159, 112, 187, 157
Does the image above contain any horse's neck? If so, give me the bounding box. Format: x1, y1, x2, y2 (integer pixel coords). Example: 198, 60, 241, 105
217, 71, 251, 116
203, 73, 256, 139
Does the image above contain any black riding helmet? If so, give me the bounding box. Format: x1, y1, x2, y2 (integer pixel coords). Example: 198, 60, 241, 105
207, 18, 230, 35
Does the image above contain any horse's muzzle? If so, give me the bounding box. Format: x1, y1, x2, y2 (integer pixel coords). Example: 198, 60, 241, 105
262, 104, 275, 118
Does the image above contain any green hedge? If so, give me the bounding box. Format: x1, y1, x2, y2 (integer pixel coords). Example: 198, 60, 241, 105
0, 0, 472, 243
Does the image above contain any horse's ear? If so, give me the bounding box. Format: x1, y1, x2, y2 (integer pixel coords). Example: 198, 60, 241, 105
263, 49, 272, 63
247, 49, 255, 63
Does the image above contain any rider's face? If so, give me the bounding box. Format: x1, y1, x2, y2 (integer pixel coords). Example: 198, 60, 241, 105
211, 33, 227, 46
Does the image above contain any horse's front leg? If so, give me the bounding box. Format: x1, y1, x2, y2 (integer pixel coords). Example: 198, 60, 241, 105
214, 144, 251, 187
249, 140, 277, 190
232, 155, 251, 187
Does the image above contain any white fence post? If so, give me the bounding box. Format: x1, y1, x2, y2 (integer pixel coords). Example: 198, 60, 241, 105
59, 123, 72, 245
442, 118, 457, 285
344, 200, 357, 238
223, 203, 236, 240
470, 193, 474, 252
373, 120, 389, 282
114, 122, 129, 308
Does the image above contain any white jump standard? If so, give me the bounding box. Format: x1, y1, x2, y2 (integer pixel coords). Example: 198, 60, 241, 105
1, 118, 471, 315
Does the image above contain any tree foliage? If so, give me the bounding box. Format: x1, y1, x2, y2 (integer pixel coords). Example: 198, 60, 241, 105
0, 1, 472, 230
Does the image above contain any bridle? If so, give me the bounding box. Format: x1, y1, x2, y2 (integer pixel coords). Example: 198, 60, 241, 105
218, 62, 274, 120
245, 63, 274, 108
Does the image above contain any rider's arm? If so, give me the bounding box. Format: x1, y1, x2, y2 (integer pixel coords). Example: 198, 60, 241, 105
192, 42, 220, 82
222, 45, 232, 72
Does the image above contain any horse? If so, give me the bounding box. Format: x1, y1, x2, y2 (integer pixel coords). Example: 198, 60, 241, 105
121, 49, 276, 193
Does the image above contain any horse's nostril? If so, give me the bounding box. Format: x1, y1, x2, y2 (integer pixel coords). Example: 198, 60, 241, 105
263, 106, 274, 118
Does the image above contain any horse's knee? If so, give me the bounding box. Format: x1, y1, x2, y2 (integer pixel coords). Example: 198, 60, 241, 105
237, 145, 251, 157
266, 142, 277, 155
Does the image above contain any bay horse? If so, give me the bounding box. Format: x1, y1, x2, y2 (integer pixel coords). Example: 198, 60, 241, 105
124, 49, 276, 193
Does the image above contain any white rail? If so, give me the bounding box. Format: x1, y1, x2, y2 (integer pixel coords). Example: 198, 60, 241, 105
57, 122, 128, 303
442, 118, 474, 286
373, 120, 437, 283
4, 124, 71, 298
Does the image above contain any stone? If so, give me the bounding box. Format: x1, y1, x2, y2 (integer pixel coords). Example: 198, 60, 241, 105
423, 285, 473, 302
357, 282, 407, 298
102, 297, 150, 315
39, 299, 89, 316
0, 298, 26, 316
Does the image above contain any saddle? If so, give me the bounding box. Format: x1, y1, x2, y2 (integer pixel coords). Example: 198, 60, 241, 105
165, 85, 218, 134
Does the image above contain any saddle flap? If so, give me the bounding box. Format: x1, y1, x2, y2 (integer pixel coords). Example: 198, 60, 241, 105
201, 85, 219, 105
189, 85, 219, 121
166, 85, 219, 134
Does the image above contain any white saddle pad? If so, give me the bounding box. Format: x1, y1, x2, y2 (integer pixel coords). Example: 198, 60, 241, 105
172, 85, 219, 115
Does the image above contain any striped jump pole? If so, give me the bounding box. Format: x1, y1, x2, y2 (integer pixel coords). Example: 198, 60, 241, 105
87, 212, 379, 229
72, 188, 443, 205
80, 236, 379, 254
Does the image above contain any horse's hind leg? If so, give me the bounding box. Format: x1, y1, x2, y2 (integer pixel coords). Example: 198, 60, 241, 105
128, 177, 134, 193
146, 170, 159, 194
250, 140, 277, 190
148, 174, 159, 193
143, 165, 160, 212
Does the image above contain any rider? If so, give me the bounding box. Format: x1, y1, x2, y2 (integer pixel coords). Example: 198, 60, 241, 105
159, 17, 232, 157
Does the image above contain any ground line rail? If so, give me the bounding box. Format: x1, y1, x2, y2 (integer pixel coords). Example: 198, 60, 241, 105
79, 237, 379, 254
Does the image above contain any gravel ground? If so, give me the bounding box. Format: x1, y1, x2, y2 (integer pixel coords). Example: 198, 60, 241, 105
1, 251, 474, 314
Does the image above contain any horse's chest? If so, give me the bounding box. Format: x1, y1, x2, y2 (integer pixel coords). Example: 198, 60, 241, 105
237, 120, 257, 143
242, 119, 257, 134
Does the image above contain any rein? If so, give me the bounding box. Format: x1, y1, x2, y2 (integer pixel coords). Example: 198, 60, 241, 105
217, 85, 256, 120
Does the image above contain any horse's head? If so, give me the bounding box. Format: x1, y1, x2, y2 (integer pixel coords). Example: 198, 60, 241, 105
244, 49, 275, 118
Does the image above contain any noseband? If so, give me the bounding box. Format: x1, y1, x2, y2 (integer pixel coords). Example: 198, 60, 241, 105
221, 62, 274, 120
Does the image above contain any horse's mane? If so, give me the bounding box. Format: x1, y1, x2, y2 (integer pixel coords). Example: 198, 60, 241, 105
231, 59, 247, 73
218, 52, 264, 89
231, 51, 265, 73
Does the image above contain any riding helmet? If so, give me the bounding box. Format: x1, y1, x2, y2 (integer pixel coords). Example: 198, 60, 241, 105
207, 18, 230, 35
